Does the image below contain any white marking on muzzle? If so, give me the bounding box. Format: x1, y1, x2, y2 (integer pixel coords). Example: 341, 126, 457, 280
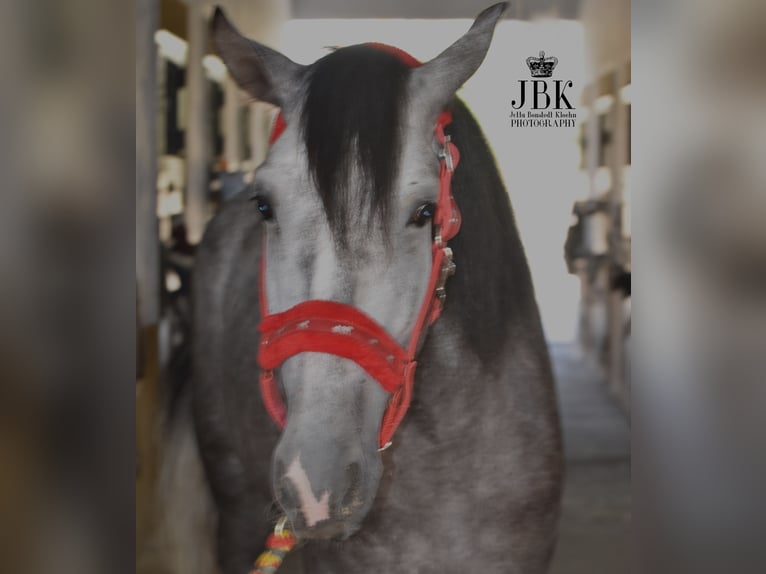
285, 456, 330, 527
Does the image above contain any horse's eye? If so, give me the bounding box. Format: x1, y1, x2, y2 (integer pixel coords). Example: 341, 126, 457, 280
410, 202, 436, 227
252, 195, 274, 221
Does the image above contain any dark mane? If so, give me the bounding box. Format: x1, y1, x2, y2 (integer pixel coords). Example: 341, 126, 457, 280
444, 99, 545, 365
302, 47, 542, 364
301, 45, 409, 239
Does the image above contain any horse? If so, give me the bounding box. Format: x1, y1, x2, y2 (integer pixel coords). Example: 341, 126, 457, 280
185, 4, 562, 573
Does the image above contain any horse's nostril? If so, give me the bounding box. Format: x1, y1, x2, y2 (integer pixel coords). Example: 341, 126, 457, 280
341, 463, 363, 511
278, 482, 294, 507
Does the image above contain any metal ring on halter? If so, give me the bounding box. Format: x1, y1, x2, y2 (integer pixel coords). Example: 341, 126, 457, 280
377, 441, 393, 452
274, 515, 288, 537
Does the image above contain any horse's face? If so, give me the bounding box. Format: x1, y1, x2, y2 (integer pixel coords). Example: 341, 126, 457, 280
254, 134, 433, 539
213, 4, 505, 539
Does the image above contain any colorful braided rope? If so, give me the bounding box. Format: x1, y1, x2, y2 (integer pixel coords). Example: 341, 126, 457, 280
250, 519, 297, 574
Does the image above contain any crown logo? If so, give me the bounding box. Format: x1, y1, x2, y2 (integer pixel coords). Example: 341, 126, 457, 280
526, 51, 558, 78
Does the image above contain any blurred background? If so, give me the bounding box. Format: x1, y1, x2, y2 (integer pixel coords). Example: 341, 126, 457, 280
136, 1, 631, 572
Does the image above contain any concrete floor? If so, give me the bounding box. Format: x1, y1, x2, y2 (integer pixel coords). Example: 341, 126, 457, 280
548, 343, 631, 574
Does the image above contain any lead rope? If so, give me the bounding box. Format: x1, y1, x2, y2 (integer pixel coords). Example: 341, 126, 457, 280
250, 516, 297, 574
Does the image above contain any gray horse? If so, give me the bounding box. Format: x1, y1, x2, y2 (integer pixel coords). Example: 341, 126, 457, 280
191, 4, 562, 572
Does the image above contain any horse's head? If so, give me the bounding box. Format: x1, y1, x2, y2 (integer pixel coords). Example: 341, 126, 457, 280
213, 3, 506, 540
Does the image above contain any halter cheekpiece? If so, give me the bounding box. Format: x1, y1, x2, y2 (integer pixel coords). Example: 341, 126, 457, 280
257, 44, 462, 449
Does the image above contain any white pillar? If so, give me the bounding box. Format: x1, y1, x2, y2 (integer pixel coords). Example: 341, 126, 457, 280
611, 67, 629, 230
607, 67, 629, 398
585, 89, 601, 199
136, 0, 159, 326
184, 0, 211, 244
580, 85, 602, 351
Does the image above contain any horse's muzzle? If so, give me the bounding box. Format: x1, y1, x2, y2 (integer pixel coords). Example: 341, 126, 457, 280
275, 454, 376, 540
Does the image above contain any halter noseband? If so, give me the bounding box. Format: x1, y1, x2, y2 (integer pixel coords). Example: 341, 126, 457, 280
257, 45, 461, 449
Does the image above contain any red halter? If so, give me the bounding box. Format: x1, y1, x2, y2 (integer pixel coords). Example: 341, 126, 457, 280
257, 45, 461, 449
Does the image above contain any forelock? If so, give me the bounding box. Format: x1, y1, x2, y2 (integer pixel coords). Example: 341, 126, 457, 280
301, 45, 410, 241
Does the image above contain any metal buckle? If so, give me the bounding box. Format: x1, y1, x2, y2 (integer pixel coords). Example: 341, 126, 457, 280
438, 135, 455, 172
274, 515, 288, 537
435, 247, 457, 302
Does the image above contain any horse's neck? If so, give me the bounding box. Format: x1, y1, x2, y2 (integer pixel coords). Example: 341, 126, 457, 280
401, 314, 513, 449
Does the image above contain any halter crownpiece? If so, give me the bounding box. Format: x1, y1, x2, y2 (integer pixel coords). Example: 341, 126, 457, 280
257, 44, 461, 449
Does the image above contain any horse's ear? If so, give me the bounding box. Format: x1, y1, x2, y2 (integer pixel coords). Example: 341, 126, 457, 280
410, 2, 507, 119
211, 7, 305, 109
